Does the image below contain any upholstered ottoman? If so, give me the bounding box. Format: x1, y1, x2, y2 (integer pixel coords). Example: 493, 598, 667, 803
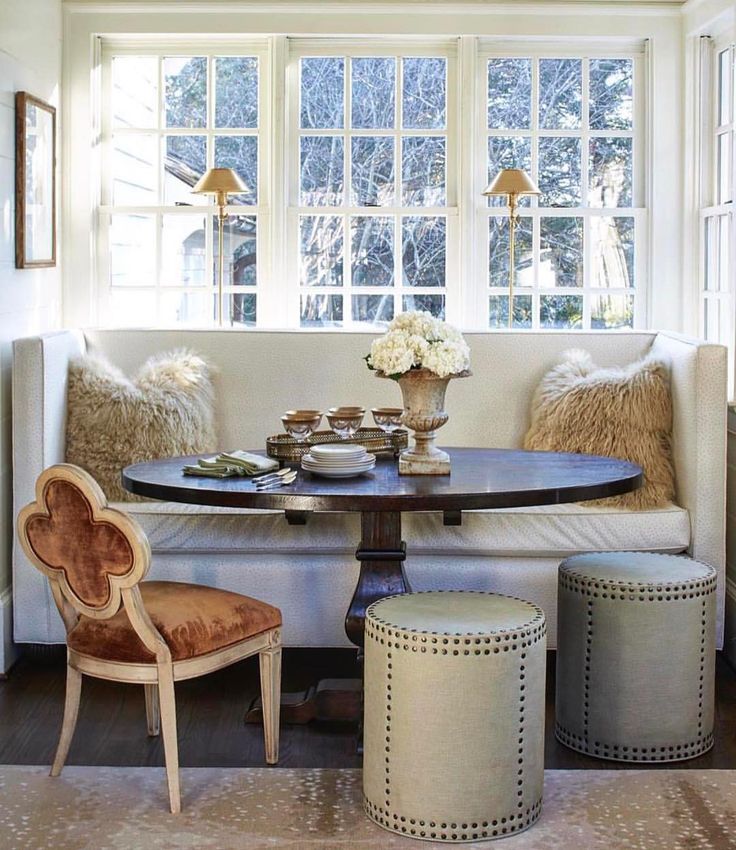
556, 552, 717, 762
363, 591, 546, 842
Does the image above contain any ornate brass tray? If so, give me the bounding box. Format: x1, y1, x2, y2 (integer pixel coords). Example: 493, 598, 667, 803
266, 427, 408, 462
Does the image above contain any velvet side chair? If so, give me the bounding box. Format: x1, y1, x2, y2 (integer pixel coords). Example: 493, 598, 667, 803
17, 463, 282, 813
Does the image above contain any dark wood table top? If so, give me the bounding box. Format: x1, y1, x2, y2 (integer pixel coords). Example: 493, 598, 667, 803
122, 448, 642, 513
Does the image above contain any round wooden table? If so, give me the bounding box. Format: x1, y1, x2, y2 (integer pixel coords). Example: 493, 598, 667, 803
123, 447, 642, 647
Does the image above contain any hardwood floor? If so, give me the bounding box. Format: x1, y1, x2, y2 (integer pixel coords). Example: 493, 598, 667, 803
2, 649, 735, 770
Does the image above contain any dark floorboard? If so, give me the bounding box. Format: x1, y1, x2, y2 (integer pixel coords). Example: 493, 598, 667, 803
1, 649, 735, 770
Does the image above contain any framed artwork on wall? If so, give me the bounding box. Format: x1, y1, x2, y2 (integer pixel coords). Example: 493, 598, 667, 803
15, 91, 56, 269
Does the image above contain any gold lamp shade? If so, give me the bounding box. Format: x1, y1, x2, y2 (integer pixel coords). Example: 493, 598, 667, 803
192, 167, 248, 204
482, 168, 540, 197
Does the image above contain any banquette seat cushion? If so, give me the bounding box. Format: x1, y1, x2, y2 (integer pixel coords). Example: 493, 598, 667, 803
67, 580, 282, 664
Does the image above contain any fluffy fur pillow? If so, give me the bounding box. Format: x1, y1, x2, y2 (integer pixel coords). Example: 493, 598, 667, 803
523, 350, 674, 509
66, 349, 216, 501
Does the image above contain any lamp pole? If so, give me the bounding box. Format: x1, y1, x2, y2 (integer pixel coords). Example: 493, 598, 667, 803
507, 191, 519, 330
216, 191, 226, 327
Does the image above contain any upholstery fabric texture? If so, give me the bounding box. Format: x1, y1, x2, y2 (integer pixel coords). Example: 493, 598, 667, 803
524, 350, 675, 509
65, 349, 216, 502
67, 580, 282, 664
25, 479, 134, 609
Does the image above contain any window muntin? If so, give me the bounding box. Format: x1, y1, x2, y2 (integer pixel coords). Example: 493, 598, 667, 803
293, 48, 454, 328
484, 53, 641, 329
102, 48, 264, 326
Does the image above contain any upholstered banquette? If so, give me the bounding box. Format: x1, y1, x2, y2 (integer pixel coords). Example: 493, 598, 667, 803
12, 329, 727, 649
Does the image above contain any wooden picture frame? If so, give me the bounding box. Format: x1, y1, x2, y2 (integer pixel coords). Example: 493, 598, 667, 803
15, 91, 56, 269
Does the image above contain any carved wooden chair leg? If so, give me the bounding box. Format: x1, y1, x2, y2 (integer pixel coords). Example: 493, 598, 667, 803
157, 667, 181, 814
50, 664, 82, 777
144, 684, 160, 736
259, 638, 282, 765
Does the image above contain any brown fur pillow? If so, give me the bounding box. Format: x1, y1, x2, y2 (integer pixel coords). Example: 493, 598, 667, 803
523, 349, 674, 509
66, 349, 216, 501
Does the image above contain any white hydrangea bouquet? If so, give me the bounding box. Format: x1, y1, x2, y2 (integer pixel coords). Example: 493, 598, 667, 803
365, 311, 471, 380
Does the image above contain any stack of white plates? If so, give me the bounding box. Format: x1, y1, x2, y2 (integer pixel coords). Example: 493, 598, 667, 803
301, 444, 376, 478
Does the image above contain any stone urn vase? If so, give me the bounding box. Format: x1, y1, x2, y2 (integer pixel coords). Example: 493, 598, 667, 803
393, 368, 469, 475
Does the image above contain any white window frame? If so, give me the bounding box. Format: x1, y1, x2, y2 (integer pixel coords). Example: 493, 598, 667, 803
98, 39, 272, 327
474, 40, 648, 331
285, 38, 460, 329
699, 36, 735, 395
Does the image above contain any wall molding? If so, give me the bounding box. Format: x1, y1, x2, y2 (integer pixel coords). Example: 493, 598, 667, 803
0, 587, 18, 675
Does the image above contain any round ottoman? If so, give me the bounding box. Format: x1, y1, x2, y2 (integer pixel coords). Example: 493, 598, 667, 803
555, 552, 717, 762
363, 591, 546, 842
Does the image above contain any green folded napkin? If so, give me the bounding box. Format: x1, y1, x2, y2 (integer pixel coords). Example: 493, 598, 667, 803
183, 451, 278, 479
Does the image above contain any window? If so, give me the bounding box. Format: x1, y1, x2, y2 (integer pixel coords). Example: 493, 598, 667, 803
483, 50, 644, 329
100, 44, 268, 326
289, 43, 456, 327
700, 39, 735, 380
97, 38, 644, 331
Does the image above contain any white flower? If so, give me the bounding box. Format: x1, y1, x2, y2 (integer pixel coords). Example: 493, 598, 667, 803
366, 311, 470, 378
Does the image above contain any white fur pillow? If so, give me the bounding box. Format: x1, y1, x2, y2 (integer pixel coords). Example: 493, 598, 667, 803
523, 349, 674, 509
66, 349, 216, 501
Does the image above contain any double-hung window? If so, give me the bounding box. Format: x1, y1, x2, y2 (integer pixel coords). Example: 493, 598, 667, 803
481, 45, 645, 329
100, 42, 269, 326
288, 41, 457, 327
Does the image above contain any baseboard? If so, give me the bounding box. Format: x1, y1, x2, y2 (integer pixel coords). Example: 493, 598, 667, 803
724, 577, 736, 670
0, 587, 19, 676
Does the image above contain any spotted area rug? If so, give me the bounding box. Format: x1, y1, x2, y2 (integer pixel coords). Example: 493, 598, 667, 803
1, 767, 735, 850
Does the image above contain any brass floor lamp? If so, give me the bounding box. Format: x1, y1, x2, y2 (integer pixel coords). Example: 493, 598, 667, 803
483, 168, 540, 328
192, 167, 248, 327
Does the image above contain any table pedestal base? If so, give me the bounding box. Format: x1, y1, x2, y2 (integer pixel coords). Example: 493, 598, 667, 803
245, 511, 409, 730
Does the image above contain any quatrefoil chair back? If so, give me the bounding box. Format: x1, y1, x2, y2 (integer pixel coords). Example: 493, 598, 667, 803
17, 464, 282, 813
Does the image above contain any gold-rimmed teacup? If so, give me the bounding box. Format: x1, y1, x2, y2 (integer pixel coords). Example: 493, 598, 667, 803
326, 406, 365, 440
372, 407, 404, 433
281, 409, 323, 443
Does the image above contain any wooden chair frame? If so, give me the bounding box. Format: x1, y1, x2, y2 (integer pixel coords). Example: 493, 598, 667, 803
17, 464, 281, 813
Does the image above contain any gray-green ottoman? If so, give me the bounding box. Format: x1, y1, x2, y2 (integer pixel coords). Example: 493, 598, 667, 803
555, 552, 717, 762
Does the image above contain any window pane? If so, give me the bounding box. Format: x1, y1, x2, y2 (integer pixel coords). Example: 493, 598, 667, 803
539, 137, 581, 206
589, 137, 632, 208
164, 136, 206, 205
159, 290, 210, 326
718, 50, 730, 126
300, 137, 344, 206
402, 57, 446, 130
591, 217, 635, 288
487, 58, 532, 130
112, 135, 158, 204
215, 57, 258, 128
164, 56, 207, 128
704, 217, 717, 291
718, 133, 732, 205
488, 217, 533, 289
214, 215, 257, 287
487, 136, 532, 207
351, 137, 394, 206
110, 214, 156, 287
301, 293, 343, 326
719, 214, 731, 292
161, 215, 206, 286
704, 297, 720, 342
352, 57, 395, 129
402, 137, 446, 206
591, 293, 634, 329
402, 293, 445, 318
489, 294, 533, 328
589, 59, 633, 131
108, 289, 156, 325
214, 136, 258, 204
402, 216, 446, 287
539, 59, 582, 130
352, 294, 394, 324
301, 57, 344, 129
300, 216, 343, 287
351, 216, 394, 287
540, 217, 583, 288
112, 56, 157, 129
230, 293, 257, 327
540, 294, 583, 328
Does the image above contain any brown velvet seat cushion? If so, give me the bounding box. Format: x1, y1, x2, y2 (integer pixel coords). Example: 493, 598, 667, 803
67, 581, 281, 664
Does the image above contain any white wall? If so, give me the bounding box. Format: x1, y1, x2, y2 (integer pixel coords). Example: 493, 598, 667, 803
62, 0, 685, 333
0, 0, 63, 671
